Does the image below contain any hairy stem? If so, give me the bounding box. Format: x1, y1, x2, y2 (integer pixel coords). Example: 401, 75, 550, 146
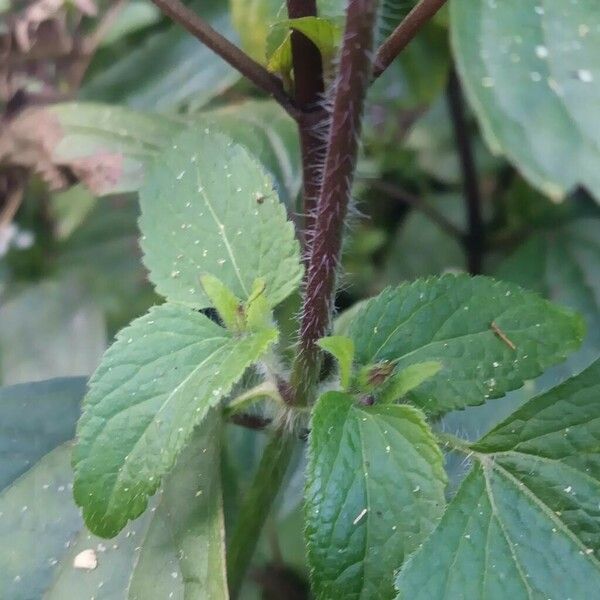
446, 68, 484, 274
150, 0, 298, 118
373, 0, 448, 79
286, 0, 327, 249
291, 0, 379, 404
226, 432, 295, 599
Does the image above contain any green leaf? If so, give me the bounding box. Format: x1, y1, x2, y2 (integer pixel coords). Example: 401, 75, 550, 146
48, 102, 182, 195
73, 303, 277, 537
45, 500, 156, 598
49, 185, 96, 240
348, 274, 584, 415
245, 277, 272, 332
396, 359, 600, 599
201, 101, 301, 208
100, 0, 161, 47
497, 218, 600, 379
439, 215, 600, 444
139, 127, 302, 309
3, 415, 225, 598
380, 193, 465, 282
451, 0, 600, 201
230, 0, 283, 62
305, 391, 447, 599
200, 274, 244, 332
317, 336, 355, 389
0, 277, 106, 385
56, 197, 156, 332
333, 300, 369, 337
267, 17, 342, 78
42, 99, 300, 200
0, 444, 83, 599
378, 361, 442, 404
231, 0, 415, 63
82, 0, 240, 111
369, 21, 450, 111
0, 378, 85, 490
127, 412, 229, 599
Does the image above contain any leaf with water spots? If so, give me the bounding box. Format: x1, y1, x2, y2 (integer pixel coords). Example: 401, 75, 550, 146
396, 358, 600, 599
451, 0, 600, 201
139, 127, 302, 309
348, 274, 584, 416
305, 391, 447, 599
73, 303, 277, 537
48, 413, 229, 599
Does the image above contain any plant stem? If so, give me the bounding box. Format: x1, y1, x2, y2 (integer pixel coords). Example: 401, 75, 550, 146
226, 431, 295, 599
291, 0, 379, 404
286, 0, 327, 250
446, 68, 484, 274
373, 0, 448, 79
150, 0, 299, 119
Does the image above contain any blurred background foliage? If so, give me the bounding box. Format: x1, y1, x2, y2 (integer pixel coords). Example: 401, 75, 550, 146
0, 0, 598, 597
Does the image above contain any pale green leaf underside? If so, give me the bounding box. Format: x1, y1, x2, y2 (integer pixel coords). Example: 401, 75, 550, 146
451, 0, 600, 201
45, 416, 227, 598
73, 303, 276, 537
396, 360, 600, 599
306, 391, 447, 599
0, 444, 83, 599
139, 128, 302, 308
128, 412, 229, 599
348, 274, 584, 415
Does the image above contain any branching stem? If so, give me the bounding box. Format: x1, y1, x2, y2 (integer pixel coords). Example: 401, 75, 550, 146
373, 0, 448, 79
150, 0, 299, 119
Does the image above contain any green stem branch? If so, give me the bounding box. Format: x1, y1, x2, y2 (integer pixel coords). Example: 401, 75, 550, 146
226, 432, 295, 598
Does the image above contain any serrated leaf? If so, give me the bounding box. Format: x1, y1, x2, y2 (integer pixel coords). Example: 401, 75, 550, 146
139, 127, 302, 309
0, 378, 85, 490
73, 303, 277, 537
451, 0, 600, 201
305, 391, 447, 599
348, 274, 584, 415
497, 218, 600, 380
378, 361, 442, 404
396, 359, 600, 599
440, 216, 600, 445
317, 336, 355, 389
